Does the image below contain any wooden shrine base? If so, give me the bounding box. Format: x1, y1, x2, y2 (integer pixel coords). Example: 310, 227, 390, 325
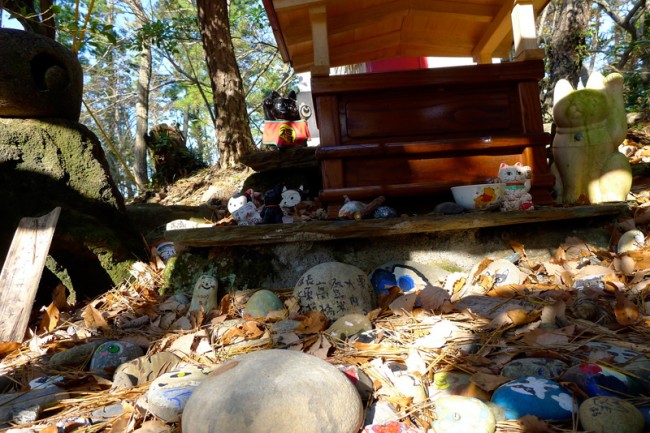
165, 203, 628, 248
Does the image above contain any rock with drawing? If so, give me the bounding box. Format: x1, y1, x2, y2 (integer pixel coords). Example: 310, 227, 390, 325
491, 376, 575, 420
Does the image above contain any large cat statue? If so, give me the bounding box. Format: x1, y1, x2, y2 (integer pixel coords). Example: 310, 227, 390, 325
551, 71, 631, 204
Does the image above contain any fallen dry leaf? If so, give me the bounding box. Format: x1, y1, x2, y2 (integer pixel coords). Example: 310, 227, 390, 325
418, 286, 451, 312
614, 289, 641, 325
52, 283, 69, 310
519, 415, 555, 433
294, 310, 329, 334
305, 334, 331, 359
389, 293, 417, 316
132, 420, 170, 433
39, 302, 60, 333
520, 325, 575, 346
0, 341, 20, 357
110, 412, 133, 433
82, 304, 110, 332
377, 286, 403, 310
489, 308, 540, 329
470, 372, 511, 391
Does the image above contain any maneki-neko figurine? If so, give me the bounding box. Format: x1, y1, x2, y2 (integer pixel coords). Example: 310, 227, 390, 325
497, 162, 534, 211
261, 91, 311, 148
551, 72, 632, 204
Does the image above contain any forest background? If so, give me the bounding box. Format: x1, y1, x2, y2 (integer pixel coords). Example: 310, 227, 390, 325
0, 0, 648, 199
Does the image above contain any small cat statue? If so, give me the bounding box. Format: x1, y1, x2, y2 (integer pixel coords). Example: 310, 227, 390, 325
280, 185, 306, 209
228, 191, 262, 226
497, 162, 534, 212
263, 90, 300, 121
260, 184, 285, 224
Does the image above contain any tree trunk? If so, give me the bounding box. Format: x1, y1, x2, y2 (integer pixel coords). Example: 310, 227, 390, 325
196, 0, 256, 169
542, 0, 591, 112
124, 0, 152, 191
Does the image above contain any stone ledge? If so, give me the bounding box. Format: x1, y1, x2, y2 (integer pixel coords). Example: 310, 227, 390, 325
165, 203, 628, 248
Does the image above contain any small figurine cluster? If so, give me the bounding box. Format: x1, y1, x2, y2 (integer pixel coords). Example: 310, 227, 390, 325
497, 162, 534, 212
228, 185, 308, 225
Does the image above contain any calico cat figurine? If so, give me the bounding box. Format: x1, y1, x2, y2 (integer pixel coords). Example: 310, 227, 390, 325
263, 90, 300, 121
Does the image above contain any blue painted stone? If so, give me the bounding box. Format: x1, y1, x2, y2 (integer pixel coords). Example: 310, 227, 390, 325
369, 260, 448, 296
561, 363, 644, 397
244, 289, 284, 318
432, 395, 496, 433
501, 358, 568, 380
89, 341, 144, 377
372, 206, 399, 219
491, 376, 575, 420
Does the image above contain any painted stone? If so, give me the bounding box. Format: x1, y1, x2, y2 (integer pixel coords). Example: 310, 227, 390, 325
491, 377, 575, 420
618, 230, 645, 253
182, 349, 363, 433
432, 395, 496, 433
373, 206, 399, 219
637, 406, 650, 431
48, 340, 106, 369
327, 313, 373, 340
370, 261, 449, 296
189, 272, 219, 313
139, 364, 212, 422
243, 289, 284, 318
428, 371, 490, 402
584, 342, 650, 380
89, 341, 144, 378
293, 262, 376, 320
112, 352, 182, 389
362, 421, 421, 433
561, 363, 644, 397
28, 375, 64, 390
579, 396, 644, 433
336, 364, 374, 402
501, 358, 568, 380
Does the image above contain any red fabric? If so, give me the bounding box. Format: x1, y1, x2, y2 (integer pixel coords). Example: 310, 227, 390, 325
262, 120, 310, 147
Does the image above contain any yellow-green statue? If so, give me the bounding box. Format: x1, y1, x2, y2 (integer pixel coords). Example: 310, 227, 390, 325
551, 71, 631, 204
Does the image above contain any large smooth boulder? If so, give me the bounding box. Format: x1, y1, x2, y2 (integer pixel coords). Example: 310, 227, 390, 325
0, 28, 83, 120
182, 349, 363, 433
0, 118, 147, 299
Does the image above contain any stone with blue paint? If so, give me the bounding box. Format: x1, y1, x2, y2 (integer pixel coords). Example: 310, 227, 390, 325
370, 261, 448, 296
491, 376, 575, 420
89, 341, 144, 378
138, 364, 211, 422
561, 363, 644, 397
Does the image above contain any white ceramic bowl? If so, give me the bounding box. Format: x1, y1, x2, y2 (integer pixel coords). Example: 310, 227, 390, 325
450, 183, 504, 210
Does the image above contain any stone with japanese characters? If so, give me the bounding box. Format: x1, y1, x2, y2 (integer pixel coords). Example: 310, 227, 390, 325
579, 396, 644, 433
293, 262, 376, 320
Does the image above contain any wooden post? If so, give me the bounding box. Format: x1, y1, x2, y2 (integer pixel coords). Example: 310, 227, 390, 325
511, 1, 544, 61
309, 5, 330, 76
0, 207, 61, 342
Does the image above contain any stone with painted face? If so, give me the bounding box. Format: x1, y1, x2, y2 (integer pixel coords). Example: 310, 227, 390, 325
432, 395, 496, 433
89, 341, 145, 378
189, 273, 219, 313
138, 364, 212, 422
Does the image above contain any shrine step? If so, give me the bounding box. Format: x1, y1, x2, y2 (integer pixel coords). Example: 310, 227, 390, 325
165, 203, 628, 248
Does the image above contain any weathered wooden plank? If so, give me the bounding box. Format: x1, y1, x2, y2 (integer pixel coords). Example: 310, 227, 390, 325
166, 204, 627, 248
0, 207, 61, 342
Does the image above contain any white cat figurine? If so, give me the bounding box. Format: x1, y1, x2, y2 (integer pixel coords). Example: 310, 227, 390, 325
497, 162, 534, 212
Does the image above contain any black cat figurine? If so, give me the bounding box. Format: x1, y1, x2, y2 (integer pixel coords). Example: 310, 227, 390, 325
260, 184, 285, 224
263, 90, 300, 121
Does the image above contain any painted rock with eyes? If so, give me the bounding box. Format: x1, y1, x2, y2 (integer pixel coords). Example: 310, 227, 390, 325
551, 71, 631, 204
491, 376, 576, 420
89, 341, 145, 378
138, 364, 212, 422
